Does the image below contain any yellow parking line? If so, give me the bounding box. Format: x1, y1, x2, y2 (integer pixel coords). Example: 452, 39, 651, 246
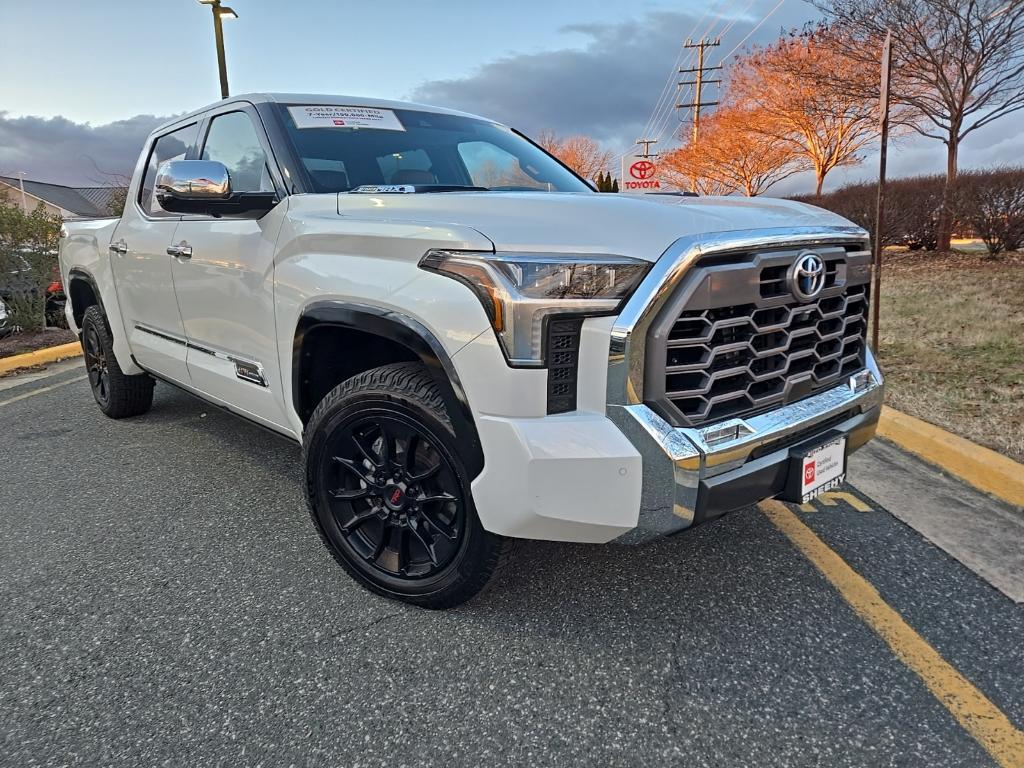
0, 375, 87, 408
760, 499, 1024, 768
824, 491, 872, 512
798, 492, 873, 513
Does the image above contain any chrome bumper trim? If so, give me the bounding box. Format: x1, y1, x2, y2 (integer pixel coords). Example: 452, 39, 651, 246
608, 343, 883, 543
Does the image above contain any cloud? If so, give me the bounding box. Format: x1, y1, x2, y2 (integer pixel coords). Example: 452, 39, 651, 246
410, 6, 812, 150
0, 112, 174, 186
412, 6, 1024, 196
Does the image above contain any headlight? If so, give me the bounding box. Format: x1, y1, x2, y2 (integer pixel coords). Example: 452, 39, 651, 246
420, 250, 650, 366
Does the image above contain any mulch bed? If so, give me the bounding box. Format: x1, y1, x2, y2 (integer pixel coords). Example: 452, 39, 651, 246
0, 328, 78, 359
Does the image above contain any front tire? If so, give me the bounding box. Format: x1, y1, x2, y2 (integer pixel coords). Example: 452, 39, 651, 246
80, 305, 154, 418
303, 362, 510, 609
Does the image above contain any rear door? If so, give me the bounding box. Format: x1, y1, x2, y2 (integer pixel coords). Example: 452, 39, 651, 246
109, 122, 199, 384
169, 105, 291, 430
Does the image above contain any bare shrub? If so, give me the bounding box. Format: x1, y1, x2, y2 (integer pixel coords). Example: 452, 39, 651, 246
955, 168, 1024, 255
795, 174, 946, 249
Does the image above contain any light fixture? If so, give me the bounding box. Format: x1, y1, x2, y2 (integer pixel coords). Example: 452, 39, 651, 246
196, 0, 238, 99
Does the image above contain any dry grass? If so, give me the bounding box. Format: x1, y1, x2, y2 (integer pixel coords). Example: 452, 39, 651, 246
877, 250, 1024, 462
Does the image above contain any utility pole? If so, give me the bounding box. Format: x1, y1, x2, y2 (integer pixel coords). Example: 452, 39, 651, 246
635, 138, 658, 158
677, 37, 721, 144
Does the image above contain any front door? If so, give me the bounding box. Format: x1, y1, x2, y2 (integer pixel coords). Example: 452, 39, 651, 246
109, 122, 199, 384
169, 107, 291, 431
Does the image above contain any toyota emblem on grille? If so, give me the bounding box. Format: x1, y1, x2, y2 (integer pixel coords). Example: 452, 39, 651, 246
789, 252, 826, 302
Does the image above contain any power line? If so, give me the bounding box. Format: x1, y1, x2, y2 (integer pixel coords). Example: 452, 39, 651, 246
677, 37, 722, 143
720, 0, 787, 59
613, 0, 772, 169
635, 5, 716, 143
650, 0, 749, 145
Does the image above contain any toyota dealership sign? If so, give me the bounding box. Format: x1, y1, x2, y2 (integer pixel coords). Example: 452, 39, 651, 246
620, 156, 663, 192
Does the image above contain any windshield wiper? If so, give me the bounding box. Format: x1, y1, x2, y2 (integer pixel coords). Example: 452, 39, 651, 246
347, 184, 489, 194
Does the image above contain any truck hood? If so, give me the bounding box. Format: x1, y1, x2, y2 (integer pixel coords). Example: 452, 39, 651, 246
335, 191, 858, 262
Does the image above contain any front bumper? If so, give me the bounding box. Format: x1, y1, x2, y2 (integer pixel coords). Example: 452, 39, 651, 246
607, 352, 883, 542
602, 226, 883, 543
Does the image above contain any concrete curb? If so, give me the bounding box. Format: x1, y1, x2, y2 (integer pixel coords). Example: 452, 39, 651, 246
877, 405, 1024, 508
0, 341, 82, 376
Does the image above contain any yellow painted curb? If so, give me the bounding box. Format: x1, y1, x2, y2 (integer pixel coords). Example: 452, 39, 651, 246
878, 405, 1024, 508
0, 341, 82, 376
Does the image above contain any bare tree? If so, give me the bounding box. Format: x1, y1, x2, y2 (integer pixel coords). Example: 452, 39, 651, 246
662, 107, 807, 196
812, 0, 1024, 250
535, 130, 614, 181
729, 29, 882, 196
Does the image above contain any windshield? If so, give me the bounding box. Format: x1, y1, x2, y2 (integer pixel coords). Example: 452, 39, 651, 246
275, 104, 591, 194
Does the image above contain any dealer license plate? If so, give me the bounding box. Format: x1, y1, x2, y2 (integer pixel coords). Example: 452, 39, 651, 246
798, 437, 847, 503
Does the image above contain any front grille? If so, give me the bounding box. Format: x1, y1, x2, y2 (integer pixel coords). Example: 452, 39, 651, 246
758, 260, 840, 298
646, 242, 871, 427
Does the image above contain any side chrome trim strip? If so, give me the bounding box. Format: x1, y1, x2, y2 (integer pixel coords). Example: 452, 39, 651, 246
134, 323, 268, 388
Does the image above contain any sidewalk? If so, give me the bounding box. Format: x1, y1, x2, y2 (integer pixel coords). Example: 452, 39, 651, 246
850, 439, 1024, 603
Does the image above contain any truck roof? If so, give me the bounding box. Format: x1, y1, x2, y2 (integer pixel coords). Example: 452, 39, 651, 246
153, 93, 491, 134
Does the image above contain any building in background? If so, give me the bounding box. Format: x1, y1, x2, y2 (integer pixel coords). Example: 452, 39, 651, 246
0, 175, 126, 218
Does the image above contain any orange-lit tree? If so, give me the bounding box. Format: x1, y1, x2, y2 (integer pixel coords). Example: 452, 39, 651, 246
729, 30, 880, 197
662, 107, 806, 196
536, 130, 614, 182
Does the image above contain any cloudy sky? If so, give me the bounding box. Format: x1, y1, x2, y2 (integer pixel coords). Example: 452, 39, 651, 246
1, 0, 1021, 194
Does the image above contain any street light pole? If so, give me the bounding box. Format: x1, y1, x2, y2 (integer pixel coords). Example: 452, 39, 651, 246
16, 171, 28, 213
198, 0, 238, 100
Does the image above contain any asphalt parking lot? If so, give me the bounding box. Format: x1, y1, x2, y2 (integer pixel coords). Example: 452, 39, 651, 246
2, 363, 1023, 768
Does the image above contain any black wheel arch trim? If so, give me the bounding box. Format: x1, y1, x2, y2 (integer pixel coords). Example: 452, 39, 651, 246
67, 267, 106, 326
293, 301, 485, 478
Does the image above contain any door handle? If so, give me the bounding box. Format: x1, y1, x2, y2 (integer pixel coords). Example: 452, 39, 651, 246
108, 239, 128, 255
167, 243, 193, 259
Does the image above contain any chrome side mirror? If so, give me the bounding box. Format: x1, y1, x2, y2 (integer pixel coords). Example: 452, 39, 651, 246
154, 159, 277, 216
155, 160, 231, 206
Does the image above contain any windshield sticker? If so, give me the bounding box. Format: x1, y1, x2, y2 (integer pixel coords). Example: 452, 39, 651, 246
288, 105, 406, 131
349, 185, 416, 194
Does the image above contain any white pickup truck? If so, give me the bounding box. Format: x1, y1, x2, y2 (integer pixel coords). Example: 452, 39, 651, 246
60, 93, 883, 607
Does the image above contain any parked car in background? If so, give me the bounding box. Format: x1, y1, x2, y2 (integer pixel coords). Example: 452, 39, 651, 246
59, 93, 883, 608
0, 297, 10, 338
0, 252, 68, 334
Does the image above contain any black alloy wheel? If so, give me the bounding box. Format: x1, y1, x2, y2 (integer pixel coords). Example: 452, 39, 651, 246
303, 362, 512, 608
79, 305, 154, 418
324, 414, 464, 579
83, 322, 110, 407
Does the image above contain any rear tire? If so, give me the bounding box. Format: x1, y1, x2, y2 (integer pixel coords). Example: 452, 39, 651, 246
80, 305, 154, 419
303, 362, 511, 609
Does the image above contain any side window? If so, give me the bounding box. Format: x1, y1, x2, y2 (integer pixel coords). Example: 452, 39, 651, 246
138, 123, 199, 216
201, 111, 274, 193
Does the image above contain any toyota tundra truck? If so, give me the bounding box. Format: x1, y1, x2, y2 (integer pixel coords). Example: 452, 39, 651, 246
59, 94, 883, 608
